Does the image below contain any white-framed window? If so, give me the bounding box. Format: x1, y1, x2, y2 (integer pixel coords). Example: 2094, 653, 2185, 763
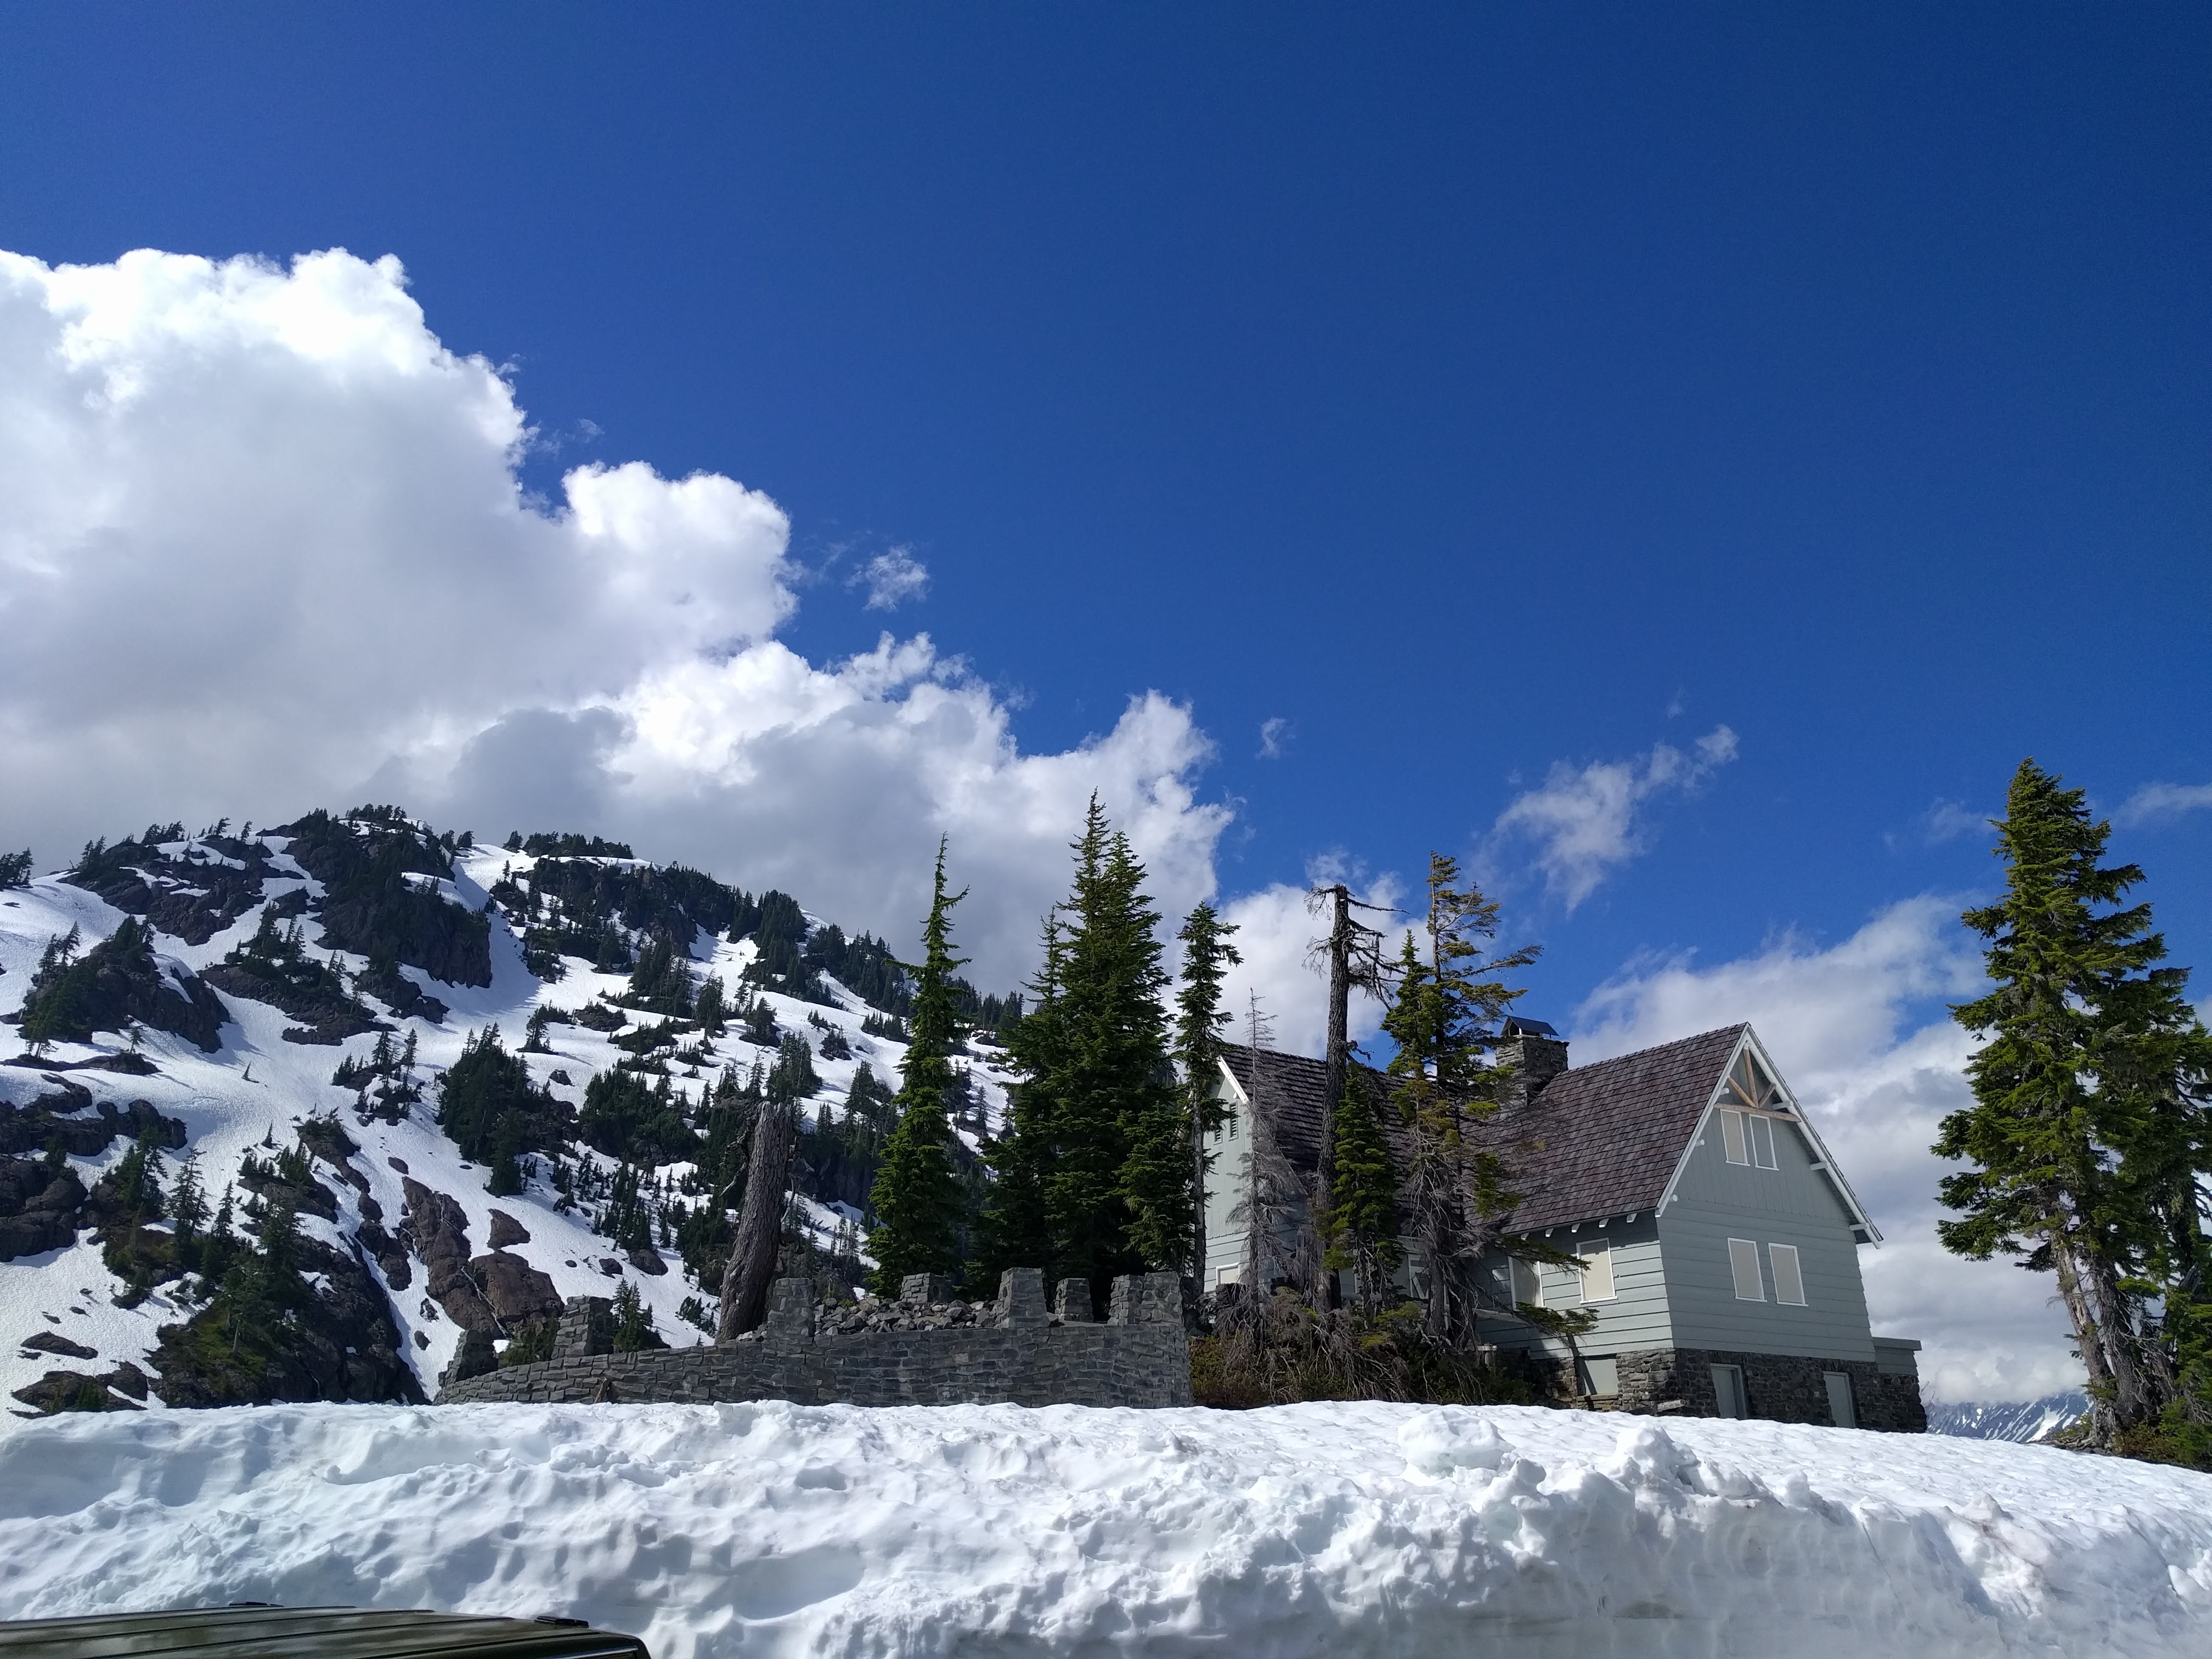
1750, 1113, 1778, 1170
1719, 1109, 1750, 1165
1578, 1240, 1617, 1302
1510, 1256, 1542, 1308
1727, 1237, 1765, 1301
1769, 1243, 1806, 1305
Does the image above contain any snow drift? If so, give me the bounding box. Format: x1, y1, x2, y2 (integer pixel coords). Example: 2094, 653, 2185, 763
3, 1400, 2209, 1658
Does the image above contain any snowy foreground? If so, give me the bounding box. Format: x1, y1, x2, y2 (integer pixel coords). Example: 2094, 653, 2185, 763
5, 1403, 2212, 1658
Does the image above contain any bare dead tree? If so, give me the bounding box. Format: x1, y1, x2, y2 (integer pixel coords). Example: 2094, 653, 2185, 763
716, 1100, 799, 1341
1304, 883, 1390, 1308
1228, 993, 1323, 1303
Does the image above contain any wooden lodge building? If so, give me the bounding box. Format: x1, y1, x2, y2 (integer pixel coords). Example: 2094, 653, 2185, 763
1200, 1022, 1927, 1430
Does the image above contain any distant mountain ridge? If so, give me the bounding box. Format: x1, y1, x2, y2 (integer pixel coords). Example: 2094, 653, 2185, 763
1927, 1392, 2087, 1444
0, 806, 1018, 1423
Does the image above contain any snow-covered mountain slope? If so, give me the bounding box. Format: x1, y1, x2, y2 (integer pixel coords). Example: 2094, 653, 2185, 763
1, 812, 1017, 1425
1928, 1392, 2090, 1444
5, 1399, 2210, 1658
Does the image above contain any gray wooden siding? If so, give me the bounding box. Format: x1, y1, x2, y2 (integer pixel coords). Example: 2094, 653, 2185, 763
1203, 1070, 1302, 1288
1658, 1107, 1877, 1362
1202, 1087, 1249, 1287
1480, 1213, 1672, 1357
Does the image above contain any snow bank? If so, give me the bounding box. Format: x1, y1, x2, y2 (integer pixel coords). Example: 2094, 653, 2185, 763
3, 1402, 2210, 1657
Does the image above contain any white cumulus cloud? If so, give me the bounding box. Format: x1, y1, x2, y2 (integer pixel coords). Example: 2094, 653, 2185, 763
0, 246, 1228, 986
1569, 897, 2084, 1403
853, 547, 929, 611
1214, 860, 1405, 1060
2116, 781, 2212, 827
1491, 726, 1739, 908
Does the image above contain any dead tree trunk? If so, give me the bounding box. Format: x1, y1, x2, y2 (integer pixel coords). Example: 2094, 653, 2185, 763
1316, 884, 1352, 1254
1307, 884, 1384, 1313
716, 1101, 798, 1341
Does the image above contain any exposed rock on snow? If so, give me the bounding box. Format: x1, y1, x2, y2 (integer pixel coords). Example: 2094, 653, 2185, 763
2, 1401, 2209, 1658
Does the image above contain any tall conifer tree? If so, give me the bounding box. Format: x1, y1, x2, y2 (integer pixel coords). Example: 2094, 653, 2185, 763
1322, 1063, 1402, 1313
866, 839, 970, 1294
1174, 902, 1241, 1284
1385, 855, 1540, 1348
974, 913, 1065, 1285
1050, 809, 1176, 1291
987, 799, 1180, 1295
1936, 760, 2212, 1454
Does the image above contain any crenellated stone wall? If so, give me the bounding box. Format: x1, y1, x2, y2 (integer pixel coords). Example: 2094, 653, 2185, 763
436, 1268, 1193, 1409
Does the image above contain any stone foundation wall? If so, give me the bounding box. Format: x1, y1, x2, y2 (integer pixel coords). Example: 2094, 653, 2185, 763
1530, 1345, 1926, 1432
436, 1268, 1193, 1409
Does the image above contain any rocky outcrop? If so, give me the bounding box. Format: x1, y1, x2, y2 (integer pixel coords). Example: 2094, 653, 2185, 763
5, 920, 228, 1053
0, 1084, 185, 1159
0, 1155, 87, 1260
201, 962, 382, 1046
74, 835, 275, 947
145, 1235, 423, 1409
354, 960, 448, 1024
400, 1178, 495, 1331
471, 1249, 563, 1325
10, 1369, 140, 1414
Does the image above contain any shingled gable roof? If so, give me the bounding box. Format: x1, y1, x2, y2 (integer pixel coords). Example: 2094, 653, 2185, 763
1216, 1043, 1404, 1176
1215, 1025, 1768, 1235
1483, 1024, 1748, 1233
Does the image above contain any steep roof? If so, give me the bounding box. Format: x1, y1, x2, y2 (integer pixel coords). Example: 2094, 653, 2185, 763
1215, 1024, 1749, 1234
1217, 1044, 1402, 1174
1484, 1024, 1747, 1232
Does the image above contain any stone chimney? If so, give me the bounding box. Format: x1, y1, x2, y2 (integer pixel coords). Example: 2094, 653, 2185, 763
1497, 1018, 1570, 1111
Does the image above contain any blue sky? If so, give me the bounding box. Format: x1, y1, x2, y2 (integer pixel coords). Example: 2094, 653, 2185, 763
2, 5, 2205, 1394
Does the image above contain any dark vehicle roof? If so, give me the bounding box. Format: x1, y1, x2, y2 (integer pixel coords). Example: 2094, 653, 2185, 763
0, 1606, 648, 1659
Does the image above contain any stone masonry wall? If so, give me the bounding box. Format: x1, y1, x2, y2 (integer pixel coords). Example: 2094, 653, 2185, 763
1584, 1345, 1925, 1432
436, 1268, 1193, 1409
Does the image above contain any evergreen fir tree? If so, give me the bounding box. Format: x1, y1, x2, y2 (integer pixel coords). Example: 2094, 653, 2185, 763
1384, 855, 1541, 1349
1322, 1063, 1402, 1313
767, 1031, 821, 1103
695, 973, 727, 1037
171, 1151, 209, 1268
1174, 902, 1241, 1284
1043, 803, 1177, 1293
866, 839, 971, 1294
974, 914, 1065, 1286
1935, 760, 2212, 1457
611, 1279, 656, 1350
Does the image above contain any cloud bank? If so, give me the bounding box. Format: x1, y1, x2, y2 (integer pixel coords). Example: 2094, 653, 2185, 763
1491, 726, 1739, 908
0, 247, 1226, 984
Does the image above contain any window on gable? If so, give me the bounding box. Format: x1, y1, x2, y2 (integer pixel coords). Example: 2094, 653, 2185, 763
1728, 1237, 1764, 1301
1769, 1243, 1806, 1305
1750, 1113, 1778, 1170
1719, 1109, 1750, 1165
